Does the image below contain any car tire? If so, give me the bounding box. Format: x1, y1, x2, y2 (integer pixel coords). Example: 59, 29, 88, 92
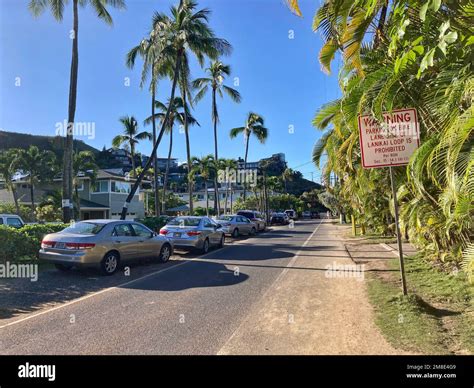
55, 263, 73, 271
100, 251, 120, 276
249, 227, 256, 236
218, 234, 225, 248
158, 243, 172, 263
201, 238, 210, 254
232, 228, 239, 238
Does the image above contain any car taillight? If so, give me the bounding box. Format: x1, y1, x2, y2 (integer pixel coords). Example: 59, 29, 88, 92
186, 231, 201, 236
160, 230, 168, 235
65, 243, 96, 250
41, 240, 55, 249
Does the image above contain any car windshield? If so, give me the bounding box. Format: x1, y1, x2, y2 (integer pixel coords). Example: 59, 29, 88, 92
60, 222, 105, 235
167, 217, 201, 227
217, 216, 233, 221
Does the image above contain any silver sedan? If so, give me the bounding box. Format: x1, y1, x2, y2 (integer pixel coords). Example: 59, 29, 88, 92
159, 216, 225, 254
216, 215, 257, 238
39, 220, 174, 275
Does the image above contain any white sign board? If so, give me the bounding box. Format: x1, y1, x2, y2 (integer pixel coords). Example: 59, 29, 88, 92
358, 108, 420, 168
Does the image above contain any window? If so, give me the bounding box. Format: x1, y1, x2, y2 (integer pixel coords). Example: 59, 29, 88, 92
111, 181, 132, 194
76, 182, 84, 191
93, 181, 109, 193
0, 219, 3, 224
203, 218, 215, 228
61, 222, 105, 235
167, 217, 201, 227
6, 218, 23, 227
131, 224, 151, 237
113, 224, 134, 237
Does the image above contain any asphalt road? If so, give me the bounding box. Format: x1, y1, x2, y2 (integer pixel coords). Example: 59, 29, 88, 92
0, 219, 321, 355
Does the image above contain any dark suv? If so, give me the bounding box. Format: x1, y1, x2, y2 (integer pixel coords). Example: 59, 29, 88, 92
236, 210, 266, 232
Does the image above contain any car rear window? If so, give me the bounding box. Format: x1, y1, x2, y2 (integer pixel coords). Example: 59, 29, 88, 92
61, 222, 105, 235
217, 216, 233, 221
167, 217, 201, 227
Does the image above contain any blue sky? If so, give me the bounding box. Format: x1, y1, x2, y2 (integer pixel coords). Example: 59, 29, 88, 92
0, 0, 340, 182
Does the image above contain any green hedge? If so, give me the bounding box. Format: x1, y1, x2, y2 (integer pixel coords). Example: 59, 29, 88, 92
0, 223, 68, 263
137, 216, 171, 232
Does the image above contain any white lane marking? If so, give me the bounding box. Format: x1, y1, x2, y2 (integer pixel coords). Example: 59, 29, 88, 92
0, 223, 306, 330
217, 220, 323, 355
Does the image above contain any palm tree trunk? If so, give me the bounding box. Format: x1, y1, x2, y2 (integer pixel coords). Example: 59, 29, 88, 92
243, 133, 250, 201
212, 88, 220, 216
205, 181, 209, 217
11, 185, 20, 215
62, 0, 79, 223
29, 178, 35, 220
151, 71, 160, 216
183, 93, 193, 215
130, 142, 136, 177
75, 184, 80, 220
230, 184, 233, 213
120, 52, 182, 220
162, 123, 173, 213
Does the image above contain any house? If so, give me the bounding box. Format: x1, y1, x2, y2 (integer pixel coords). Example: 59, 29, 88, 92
0, 168, 148, 220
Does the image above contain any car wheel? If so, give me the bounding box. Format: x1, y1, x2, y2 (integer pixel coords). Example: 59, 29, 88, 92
158, 243, 172, 263
232, 228, 239, 238
202, 238, 210, 254
55, 263, 73, 271
100, 251, 120, 276
218, 234, 225, 248
249, 227, 256, 236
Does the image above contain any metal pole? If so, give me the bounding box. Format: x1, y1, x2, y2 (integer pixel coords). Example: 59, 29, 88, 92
389, 166, 408, 295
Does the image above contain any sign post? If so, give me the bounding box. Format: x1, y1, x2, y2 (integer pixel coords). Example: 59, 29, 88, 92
358, 108, 420, 296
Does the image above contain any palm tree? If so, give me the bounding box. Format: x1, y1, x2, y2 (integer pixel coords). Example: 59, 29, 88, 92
193, 61, 242, 215
29, 0, 126, 223
126, 12, 174, 217
112, 116, 152, 177
0, 149, 22, 215
282, 168, 294, 193
144, 97, 199, 212
230, 112, 269, 201
190, 155, 215, 217
17, 146, 56, 220
120, 0, 231, 220
72, 151, 98, 220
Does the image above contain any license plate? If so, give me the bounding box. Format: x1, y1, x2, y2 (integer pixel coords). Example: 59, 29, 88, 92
173, 232, 181, 238
55, 242, 66, 249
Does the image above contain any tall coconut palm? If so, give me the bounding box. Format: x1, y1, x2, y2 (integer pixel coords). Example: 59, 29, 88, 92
193, 61, 242, 215
190, 155, 215, 217
282, 168, 294, 193
72, 150, 98, 220
230, 112, 269, 201
29, 0, 126, 223
126, 12, 174, 216
112, 116, 151, 177
120, 0, 231, 220
17, 146, 56, 220
0, 149, 22, 215
144, 97, 199, 212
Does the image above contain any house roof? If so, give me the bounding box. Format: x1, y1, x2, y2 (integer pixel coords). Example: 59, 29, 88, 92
80, 199, 109, 209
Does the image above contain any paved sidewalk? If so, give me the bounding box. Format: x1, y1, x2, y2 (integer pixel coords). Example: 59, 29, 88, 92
218, 220, 404, 355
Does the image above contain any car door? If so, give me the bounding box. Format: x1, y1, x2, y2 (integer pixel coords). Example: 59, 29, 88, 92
237, 216, 251, 233
131, 223, 156, 259
203, 217, 218, 245
111, 224, 137, 261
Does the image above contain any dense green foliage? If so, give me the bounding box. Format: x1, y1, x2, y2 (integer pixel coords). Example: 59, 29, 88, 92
291, 0, 473, 272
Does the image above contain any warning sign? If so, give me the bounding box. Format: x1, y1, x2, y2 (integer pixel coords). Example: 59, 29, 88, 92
358, 108, 420, 168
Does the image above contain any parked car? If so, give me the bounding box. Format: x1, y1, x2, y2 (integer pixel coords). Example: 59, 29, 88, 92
0, 214, 25, 228
285, 209, 298, 220
236, 210, 266, 232
39, 220, 173, 275
311, 211, 321, 219
216, 214, 257, 238
270, 212, 290, 225
302, 211, 311, 218
160, 216, 225, 254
